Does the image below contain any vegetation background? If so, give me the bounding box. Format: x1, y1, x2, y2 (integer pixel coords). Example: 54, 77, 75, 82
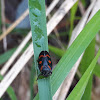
0, 0, 100, 100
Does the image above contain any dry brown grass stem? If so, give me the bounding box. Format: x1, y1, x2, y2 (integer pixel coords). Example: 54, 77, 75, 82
1, 0, 7, 51
0, 9, 29, 41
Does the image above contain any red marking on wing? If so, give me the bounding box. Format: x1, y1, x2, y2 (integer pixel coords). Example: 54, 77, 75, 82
46, 54, 50, 58
39, 61, 42, 64
40, 66, 43, 71
39, 55, 44, 59
39, 54, 50, 59
48, 65, 51, 70
48, 60, 51, 64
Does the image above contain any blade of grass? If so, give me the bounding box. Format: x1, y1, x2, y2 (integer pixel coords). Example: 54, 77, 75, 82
79, 38, 95, 100
78, 1, 85, 15
79, 39, 95, 74
0, 48, 16, 65
81, 0, 86, 8
67, 49, 100, 100
0, 75, 17, 100
46, 0, 60, 16
34, 10, 100, 100
48, 45, 65, 57
93, 64, 100, 77
0, 9, 29, 41
28, 0, 52, 100
6, 87, 17, 100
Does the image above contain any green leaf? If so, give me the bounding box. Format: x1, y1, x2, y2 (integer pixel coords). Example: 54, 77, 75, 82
34, 10, 100, 100
0, 75, 3, 80
93, 64, 100, 77
79, 38, 95, 100
67, 49, 100, 100
0, 74, 17, 100
79, 39, 95, 74
81, 0, 86, 7
28, 0, 52, 100
6, 87, 17, 100
0, 48, 16, 65
49, 45, 65, 57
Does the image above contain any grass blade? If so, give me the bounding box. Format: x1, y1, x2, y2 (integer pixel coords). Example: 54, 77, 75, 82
79, 38, 95, 100
6, 87, 17, 100
93, 64, 100, 77
67, 49, 100, 100
0, 75, 17, 100
28, 0, 52, 100
0, 48, 16, 65
48, 45, 65, 57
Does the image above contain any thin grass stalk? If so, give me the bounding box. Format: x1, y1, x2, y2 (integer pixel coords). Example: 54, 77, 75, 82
0, 9, 29, 41
1, 0, 7, 51
28, 0, 52, 100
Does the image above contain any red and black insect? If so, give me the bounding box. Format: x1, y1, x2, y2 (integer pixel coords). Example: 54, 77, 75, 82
38, 51, 52, 77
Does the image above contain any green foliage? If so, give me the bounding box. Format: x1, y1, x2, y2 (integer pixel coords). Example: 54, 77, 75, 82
79, 39, 95, 74
81, 0, 86, 8
67, 49, 100, 100
34, 10, 100, 100
0, 75, 3, 80
0, 74, 17, 100
0, 48, 16, 65
93, 64, 100, 77
79, 38, 95, 100
49, 45, 65, 57
28, 0, 52, 100
51, 10, 100, 96
6, 87, 17, 100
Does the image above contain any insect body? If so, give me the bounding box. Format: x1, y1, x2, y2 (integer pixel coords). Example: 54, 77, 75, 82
38, 51, 52, 77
